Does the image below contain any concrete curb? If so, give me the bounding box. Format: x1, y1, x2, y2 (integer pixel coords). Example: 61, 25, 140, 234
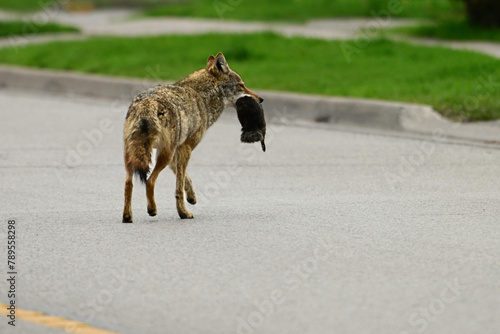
1, 65, 499, 144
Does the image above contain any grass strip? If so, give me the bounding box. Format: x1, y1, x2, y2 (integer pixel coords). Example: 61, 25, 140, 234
0, 20, 79, 37
391, 20, 500, 43
0, 32, 498, 121
144, 0, 464, 22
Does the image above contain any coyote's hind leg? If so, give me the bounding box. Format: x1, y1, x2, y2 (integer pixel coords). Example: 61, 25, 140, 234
146, 148, 173, 217
184, 173, 197, 205
122, 153, 134, 223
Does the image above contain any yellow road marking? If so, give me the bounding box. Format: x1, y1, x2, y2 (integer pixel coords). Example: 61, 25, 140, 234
0, 303, 122, 334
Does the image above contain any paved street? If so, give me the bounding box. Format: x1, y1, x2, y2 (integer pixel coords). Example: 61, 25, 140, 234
0, 88, 499, 334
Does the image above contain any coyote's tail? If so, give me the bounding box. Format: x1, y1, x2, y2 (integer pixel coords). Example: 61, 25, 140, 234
124, 108, 160, 184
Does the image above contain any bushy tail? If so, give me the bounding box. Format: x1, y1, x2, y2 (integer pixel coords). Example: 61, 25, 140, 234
124, 115, 160, 184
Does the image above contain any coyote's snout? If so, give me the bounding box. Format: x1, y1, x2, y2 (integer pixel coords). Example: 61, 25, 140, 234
122, 52, 262, 222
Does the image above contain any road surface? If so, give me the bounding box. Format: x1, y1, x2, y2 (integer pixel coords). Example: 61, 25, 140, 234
0, 88, 499, 334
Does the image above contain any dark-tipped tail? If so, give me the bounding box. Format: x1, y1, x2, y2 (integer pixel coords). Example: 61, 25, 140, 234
136, 166, 149, 184
124, 116, 160, 184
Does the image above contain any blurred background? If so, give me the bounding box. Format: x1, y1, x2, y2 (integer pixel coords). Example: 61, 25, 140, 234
0, 0, 499, 121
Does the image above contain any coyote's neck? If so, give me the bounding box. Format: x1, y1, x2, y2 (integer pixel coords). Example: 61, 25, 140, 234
175, 70, 226, 128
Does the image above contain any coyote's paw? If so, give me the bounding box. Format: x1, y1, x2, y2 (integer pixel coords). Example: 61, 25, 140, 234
147, 207, 157, 216
187, 194, 197, 205
179, 211, 194, 219
122, 214, 133, 223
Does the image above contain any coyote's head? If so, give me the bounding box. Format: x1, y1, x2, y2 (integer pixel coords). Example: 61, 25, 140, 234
207, 52, 263, 108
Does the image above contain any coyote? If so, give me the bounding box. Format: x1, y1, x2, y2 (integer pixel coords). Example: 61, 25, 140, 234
122, 52, 263, 222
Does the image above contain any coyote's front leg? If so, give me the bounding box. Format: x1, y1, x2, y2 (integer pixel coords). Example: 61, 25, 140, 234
175, 144, 194, 219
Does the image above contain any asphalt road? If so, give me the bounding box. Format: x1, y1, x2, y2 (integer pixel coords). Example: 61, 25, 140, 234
0, 88, 499, 334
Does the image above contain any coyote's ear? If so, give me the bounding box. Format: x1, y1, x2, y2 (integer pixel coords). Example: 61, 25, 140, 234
214, 52, 230, 74
206, 55, 215, 70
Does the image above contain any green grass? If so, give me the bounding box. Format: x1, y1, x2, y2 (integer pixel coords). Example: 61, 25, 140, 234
0, 0, 42, 12
391, 19, 500, 42
0, 32, 498, 121
0, 0, 464, 21
0, 20, 79, 37
0, 0, 141, 12
145, 0, 464, 22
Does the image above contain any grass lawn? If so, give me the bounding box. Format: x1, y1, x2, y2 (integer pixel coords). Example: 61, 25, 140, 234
390, 20, 500, 42
0, 20, 79, 37
0, 0, 464, 21
0, 0, 143, 12
0, 0, 42, 12
0, 32, 498, 121
0, 0, 465, 22
145, 0, 464, 22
